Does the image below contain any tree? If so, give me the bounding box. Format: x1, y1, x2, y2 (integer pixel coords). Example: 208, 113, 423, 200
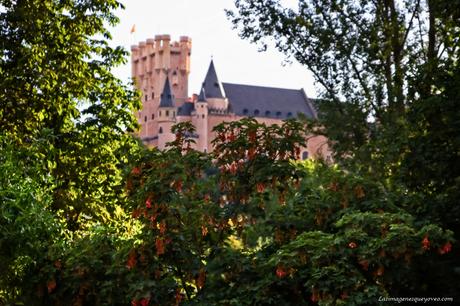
226, 0, 460, 298
0, 0, 141, 227
0, 0, 142, 302
226, 0, 460, 173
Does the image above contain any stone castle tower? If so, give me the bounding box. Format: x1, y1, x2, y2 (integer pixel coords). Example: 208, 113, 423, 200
131, 35, 191, 145
131, 35, 330, 160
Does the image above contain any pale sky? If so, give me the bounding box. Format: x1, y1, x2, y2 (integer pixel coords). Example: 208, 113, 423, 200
110, 0, 317, 98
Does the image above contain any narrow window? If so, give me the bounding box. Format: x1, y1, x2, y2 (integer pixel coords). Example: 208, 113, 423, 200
151, 114, 154, 120
159, 110, 162, 116
159, 127, 163, 134
144, 116, 147, 122
302, 151, 309, 160
145, 95, 148, 102
202, 114, 205, 119
152, 92, 155, 99
166, 110, 169, 116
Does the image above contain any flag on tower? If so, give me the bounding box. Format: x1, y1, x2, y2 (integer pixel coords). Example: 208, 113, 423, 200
130, 24, 136, 34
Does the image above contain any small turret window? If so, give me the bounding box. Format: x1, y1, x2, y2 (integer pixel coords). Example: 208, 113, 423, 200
302, 151, 309, 160
159, 127, 163, 134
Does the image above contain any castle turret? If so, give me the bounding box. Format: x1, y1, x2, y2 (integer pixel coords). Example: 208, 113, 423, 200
193, 87, 209, 152
202, 60, 228, 110
157, 77, 177, 149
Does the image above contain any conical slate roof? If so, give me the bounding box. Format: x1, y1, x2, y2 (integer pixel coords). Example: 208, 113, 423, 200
197, 87, 207, 102
202, 60, 225, 98
159, 77, 174, 107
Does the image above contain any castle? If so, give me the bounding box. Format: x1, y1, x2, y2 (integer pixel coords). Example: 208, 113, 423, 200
131, 35, 329, 159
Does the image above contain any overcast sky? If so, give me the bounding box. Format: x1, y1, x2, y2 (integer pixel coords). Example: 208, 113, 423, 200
110, 0, 317, 98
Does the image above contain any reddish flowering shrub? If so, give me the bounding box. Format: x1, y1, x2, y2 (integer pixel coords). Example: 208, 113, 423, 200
25, 120, 454, 305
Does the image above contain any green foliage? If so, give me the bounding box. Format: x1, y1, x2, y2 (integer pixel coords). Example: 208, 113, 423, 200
0, 136, 63, 303
0, 0, 141, 227
227, 0, 460, 298
28, 120, 451, 305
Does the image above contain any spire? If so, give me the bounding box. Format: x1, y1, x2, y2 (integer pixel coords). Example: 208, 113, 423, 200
202, 59, 225, 98
159, 77, 174, 107
197, 87, 207, 102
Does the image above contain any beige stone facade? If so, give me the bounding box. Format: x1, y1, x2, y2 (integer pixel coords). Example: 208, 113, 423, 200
131, 35, 330, 160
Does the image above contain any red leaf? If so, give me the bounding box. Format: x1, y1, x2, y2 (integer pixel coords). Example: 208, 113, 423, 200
156, 238, 165, 256
359, 260, 369, 270
145, 197, 152, 209
276, 265, 287, 278
422, 236, 430, 250
348, 242, 358, 249
256, 183, 265, 193
159, 220, 167, 235
439, 241, 452, 254
196, 269, 206, 289
126, 250, 137, 270
47, 279, 56, 293
131, 167, 141, 175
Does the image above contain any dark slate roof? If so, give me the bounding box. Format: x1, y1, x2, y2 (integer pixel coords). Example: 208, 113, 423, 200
197, 87, 207, 102
177, 102, 195, 116
159, 77, 174, 107
222, 83, 317, 119
202, 60, 225, 98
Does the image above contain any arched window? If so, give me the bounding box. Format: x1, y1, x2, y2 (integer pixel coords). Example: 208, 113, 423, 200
159, 127, 163, 134
276, 111, 282, 117
265, 110, 271, 116
243, 109, 249, 115
287, 112, 293, 118
302, 151, 309, 160
254, 109, 260, 116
